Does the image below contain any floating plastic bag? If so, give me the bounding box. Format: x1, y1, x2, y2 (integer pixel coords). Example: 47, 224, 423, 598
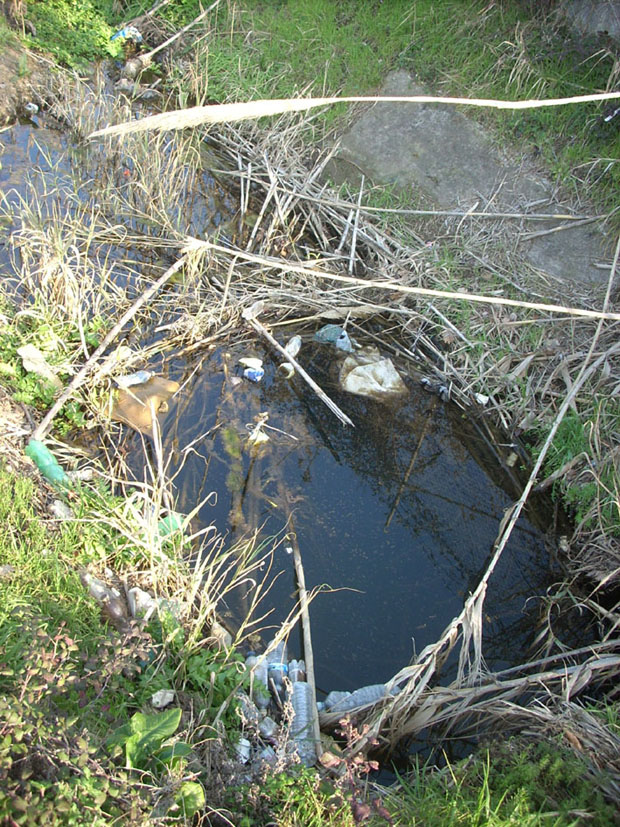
111, 376, 180, 435
339, 347, 406, 400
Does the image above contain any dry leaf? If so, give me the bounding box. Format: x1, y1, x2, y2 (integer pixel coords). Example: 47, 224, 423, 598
17, 344, 62, 389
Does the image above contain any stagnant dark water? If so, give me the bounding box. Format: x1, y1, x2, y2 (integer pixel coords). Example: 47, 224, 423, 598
129, 342, 569, 695
1, 118, 576, 697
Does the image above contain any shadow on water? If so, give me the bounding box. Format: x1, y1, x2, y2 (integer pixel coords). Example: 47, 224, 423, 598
123, 340, 577, 695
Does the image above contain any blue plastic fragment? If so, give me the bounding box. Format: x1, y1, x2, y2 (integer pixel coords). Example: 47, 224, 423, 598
110, 26, 143, 43
243, 367, 265, 383
116, 370, 153, 389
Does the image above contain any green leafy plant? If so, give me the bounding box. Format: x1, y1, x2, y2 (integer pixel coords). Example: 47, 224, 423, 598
108, 708, 206, 818
109, 707, 187, 770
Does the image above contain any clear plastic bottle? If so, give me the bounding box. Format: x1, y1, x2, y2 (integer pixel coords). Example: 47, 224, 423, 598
288, 659, 306, 683
266, 639, 288, 690
324, 690, 352, 710
291, 681, 317, 766
328, 684, 388, 713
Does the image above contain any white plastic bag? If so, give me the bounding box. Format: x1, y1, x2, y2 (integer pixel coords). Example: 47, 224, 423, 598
339, 347, 407, 400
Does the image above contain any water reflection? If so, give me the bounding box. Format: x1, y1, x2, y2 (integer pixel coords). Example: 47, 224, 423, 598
123, 342, 564, 692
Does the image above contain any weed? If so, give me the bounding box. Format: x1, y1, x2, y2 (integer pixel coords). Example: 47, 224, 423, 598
231, 764, 354, 827
386, 738, 617, 826
26, 0, 123, 68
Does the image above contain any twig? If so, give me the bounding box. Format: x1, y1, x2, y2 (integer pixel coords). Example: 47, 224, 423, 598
385, 398, 437, 529
33, 256, 187, 440
245, 315, 354, 427
518, 216, 601, 241
349, 175, 364, 275
140, 0, 221, 62
206, 173, 600, 221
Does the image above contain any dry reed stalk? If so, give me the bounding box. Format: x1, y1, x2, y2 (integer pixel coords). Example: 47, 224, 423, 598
88, 91, 620, 139
183, 237, 620, 321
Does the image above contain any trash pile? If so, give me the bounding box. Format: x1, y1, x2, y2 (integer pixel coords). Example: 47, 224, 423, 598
313, 323, 407, 400
241, 638, 398, 770
242, 639, 317, 768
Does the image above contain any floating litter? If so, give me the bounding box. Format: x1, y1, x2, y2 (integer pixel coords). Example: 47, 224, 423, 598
314, 324, 353, 352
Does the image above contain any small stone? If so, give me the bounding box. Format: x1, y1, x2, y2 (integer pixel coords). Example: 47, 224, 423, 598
49, 500, 74, 520
127, 586, 156, 619
151, 689, 175, 708
210, 620, 232, 649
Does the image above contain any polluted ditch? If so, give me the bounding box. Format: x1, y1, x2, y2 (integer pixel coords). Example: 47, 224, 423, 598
2, 92, 604, 759
122, 335, 576, 695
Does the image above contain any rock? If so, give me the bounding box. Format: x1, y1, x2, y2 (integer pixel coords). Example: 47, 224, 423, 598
328, 70, 612, 285
558, 0, 620, 44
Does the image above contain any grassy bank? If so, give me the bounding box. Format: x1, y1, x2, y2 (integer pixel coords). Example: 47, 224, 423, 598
17, 1, 619, 215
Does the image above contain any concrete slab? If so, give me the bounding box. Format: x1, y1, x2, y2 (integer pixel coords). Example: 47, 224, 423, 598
559, 0, 620, 44
329, 70, 612, 285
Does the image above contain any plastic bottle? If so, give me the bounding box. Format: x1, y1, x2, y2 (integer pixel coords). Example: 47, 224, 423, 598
324, 690, 352, 711
266, 639, 288, 691
245, 654, 270, 710
291, 681, 317, 766
288, 659, 306, 683
25, 439, 69, 488
258, 716, 277, 740
327, 684, 389, 713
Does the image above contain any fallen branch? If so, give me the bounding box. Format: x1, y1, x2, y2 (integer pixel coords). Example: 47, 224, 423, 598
242, 310, 354, 427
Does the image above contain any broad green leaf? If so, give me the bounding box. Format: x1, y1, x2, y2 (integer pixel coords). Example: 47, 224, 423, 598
130, 708, 181, 740
175, 781, 205, 817
124, 708, 182, 769
156, 741, 192, 768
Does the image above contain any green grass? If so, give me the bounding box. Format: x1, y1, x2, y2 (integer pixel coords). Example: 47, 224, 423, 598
387, 740, 617, 826
160, 0, 618, 214
0, 462, 249, 823
24, 0, 124, 68
15, 1, 618, 211
533, 405, 620, 534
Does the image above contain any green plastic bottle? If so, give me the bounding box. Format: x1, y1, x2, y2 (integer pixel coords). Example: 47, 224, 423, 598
25, 439, 69, 488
